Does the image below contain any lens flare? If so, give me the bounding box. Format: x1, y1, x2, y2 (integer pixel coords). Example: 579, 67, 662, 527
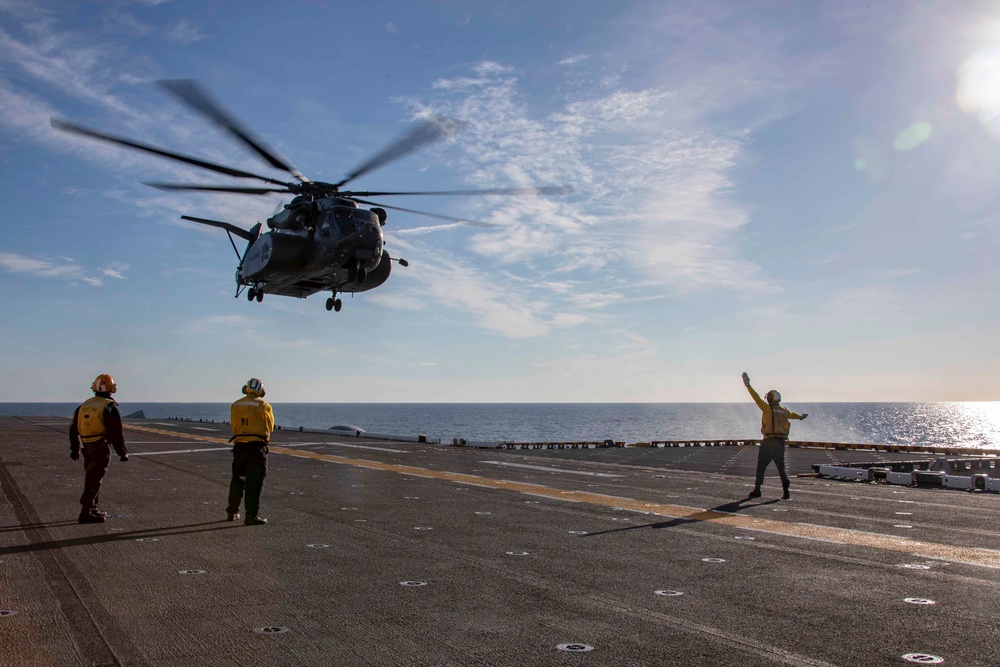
957, 47, 1000, 136
893, 122, 933, 151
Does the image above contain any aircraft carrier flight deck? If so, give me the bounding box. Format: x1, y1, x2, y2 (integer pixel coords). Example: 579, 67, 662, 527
2, 415, 998, 666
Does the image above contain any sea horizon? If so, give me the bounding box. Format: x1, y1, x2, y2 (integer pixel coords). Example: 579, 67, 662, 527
5, 401, 1000, 449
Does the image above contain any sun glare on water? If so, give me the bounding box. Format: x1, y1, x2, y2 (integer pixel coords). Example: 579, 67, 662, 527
950, 402, 1000, 449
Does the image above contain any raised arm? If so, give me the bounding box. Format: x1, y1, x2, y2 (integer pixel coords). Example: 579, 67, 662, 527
742, 372, 767, 411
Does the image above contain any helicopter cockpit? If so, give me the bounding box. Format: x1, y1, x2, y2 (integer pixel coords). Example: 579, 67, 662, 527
317, 203, 381, 238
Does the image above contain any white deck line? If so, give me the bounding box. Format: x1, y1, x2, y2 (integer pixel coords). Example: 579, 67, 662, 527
482, 461, 624, 477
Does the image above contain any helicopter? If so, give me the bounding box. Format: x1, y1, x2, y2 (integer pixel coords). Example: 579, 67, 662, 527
51, 80, 570, 312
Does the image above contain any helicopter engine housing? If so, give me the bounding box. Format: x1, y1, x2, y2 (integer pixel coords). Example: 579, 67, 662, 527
267, 198, 316, 231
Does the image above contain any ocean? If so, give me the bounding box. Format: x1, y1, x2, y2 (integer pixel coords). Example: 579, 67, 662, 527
3, 402, 1000, 449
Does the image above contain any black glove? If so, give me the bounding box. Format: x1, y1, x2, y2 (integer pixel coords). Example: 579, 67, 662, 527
70, 451, 79, 461
120, 454, 129, 462
742, 372, 750, 386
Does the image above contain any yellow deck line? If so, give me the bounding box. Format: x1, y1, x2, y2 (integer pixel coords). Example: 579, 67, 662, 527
125, 425, 1000, 568
126, 424, 231, 444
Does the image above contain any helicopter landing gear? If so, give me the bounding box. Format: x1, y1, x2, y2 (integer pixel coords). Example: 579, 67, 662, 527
248, 286, 264, 302
325, 296, 342, 312
351, 261, 367, 284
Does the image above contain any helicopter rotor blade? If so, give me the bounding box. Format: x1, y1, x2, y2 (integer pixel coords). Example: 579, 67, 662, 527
341, 185, 573, 198
51, 118, 290, 185
146, 182, 291, 195
352, 199, 501, 228
180, 215, 256, 241
159, 79, 309, 183
335, 117, 465, 189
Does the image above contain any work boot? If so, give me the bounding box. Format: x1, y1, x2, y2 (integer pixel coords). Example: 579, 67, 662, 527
226, 511, 240, 522
747, 488, 761, 499
79, 512, 106, 524
244, 516, 267, 526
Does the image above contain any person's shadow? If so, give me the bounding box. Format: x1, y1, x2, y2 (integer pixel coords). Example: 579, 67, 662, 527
0, 519, 80, 533
581, 497, 781, 537
0, 520, 240, 556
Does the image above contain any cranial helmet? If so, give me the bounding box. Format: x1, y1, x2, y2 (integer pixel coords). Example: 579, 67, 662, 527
92, 373, 117, 394
765, 389, 781, 405
242, 378, 265, 397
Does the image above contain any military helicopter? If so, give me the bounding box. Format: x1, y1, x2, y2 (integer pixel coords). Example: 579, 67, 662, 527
51, 80, 570, 312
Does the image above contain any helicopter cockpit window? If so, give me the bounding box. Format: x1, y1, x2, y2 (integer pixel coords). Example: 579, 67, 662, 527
332, 208, 366, 228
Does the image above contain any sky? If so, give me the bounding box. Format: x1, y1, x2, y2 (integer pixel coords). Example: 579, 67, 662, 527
2, 0, 1000, 403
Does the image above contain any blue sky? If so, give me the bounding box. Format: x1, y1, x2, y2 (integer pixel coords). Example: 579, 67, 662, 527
2, 0, 999, 403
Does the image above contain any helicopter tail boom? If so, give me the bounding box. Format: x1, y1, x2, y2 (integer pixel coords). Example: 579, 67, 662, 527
181, 215, 256, 241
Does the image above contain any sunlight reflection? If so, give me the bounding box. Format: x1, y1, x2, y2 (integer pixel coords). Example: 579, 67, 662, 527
951, 402, 1000, 448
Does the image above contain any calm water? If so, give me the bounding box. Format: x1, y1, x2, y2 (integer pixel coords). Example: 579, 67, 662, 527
4, 402, 1000, 449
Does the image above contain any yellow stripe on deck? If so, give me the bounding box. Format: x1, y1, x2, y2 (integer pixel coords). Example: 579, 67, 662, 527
123, 425, 1000, 569
126, 424, 231, 444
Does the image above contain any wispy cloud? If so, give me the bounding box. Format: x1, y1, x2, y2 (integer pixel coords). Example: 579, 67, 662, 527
101, 264, 128, 280
0, 20, 138, 119
393, 222, 467, 234
0, 251, 104, 285
103, 11, 151, 38
0, 11, 285, 238
396, 56, 771, 334
163, 19, 206, 44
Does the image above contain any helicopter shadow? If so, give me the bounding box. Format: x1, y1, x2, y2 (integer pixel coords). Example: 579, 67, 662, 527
581, 498, 781, 538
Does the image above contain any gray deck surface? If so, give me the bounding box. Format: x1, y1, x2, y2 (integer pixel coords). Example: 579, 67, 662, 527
1, 415, 998, 666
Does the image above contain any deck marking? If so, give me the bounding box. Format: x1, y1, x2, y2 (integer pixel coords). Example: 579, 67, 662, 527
122, 425, 1000, 569
269, 447, 1000, 569
128, 440, 207, 444
323, 442, 409, 453
131, 447, 232, 456
124, 424, 233, 444
522, 491, 581, 503
482, 461, 624, 477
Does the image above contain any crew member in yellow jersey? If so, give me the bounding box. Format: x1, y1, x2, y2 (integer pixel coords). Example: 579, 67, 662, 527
69, 373, 129, 523
742, 372, 807, 500
227, 378, 274, 525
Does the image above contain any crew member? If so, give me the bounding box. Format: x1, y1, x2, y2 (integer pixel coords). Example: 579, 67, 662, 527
69, 373, 129, 523
742, 372, 807, 499
227, 378, 274, 525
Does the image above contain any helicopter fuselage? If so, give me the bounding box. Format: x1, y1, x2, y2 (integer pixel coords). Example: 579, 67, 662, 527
238, 197, 389, 299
